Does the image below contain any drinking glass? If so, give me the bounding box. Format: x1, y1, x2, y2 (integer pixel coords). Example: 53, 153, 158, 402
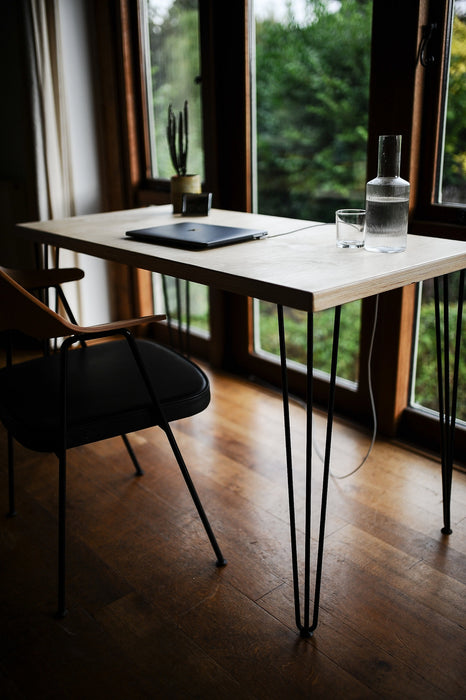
336, 209, 366, 248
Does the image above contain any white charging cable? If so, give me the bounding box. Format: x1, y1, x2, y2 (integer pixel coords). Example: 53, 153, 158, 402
250, 292, 380, 479
320, 294, 379, 479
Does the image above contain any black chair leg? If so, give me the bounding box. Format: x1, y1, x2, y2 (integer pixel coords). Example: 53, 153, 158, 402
7, 431, 16, 517
164, 422, 227, 567
122, 330, 226, 567
5, 337, 16, 518
121, 434, 144, 476
56, 451, 68, 618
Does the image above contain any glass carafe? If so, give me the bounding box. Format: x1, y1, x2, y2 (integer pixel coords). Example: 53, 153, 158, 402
365, 135, 410, 253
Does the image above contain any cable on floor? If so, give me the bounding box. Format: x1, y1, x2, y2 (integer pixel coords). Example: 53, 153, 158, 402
326, 294, 379, 479
248, 293, 380, 480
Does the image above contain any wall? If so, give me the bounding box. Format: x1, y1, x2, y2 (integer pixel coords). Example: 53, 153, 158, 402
0, 1, 37, 268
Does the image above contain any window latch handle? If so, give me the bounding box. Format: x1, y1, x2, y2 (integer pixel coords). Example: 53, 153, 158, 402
418, 23, 438, 67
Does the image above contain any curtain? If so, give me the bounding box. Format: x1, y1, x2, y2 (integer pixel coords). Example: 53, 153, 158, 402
22, 0, 116, 326
25, 0, 75, 221
23, 0, 82, 325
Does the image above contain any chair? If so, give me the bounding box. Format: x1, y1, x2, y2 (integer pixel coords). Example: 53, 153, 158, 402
0, 268, 226, 617
0, 264, 85, 323
0, 265, 150, 480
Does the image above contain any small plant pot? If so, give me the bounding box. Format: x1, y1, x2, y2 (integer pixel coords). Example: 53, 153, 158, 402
170, 174, 201, 214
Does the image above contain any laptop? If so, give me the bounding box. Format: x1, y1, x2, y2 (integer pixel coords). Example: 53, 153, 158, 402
125, 221, 267, 250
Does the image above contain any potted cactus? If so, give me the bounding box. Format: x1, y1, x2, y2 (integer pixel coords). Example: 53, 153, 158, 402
167, 101, 201, 213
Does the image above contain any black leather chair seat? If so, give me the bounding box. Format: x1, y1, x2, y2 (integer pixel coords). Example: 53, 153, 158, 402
0, 339, 210, 452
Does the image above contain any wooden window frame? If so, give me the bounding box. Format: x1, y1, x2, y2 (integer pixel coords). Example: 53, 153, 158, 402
412, 0, 466, 236
96, 0, 464, 462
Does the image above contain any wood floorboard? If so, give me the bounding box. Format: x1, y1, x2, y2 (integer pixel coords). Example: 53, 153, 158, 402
0, 364, 465, 699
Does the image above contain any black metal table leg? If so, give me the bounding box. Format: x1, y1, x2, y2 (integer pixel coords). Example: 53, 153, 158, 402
162, 276, 191, 356
162, 275, 175, 348
434, 269, 464, 535
278, 303, 341, 637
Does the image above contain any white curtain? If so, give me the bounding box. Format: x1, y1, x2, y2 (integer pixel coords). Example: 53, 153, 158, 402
24, 0, 81, 324
25, 0, 76, 221
23, 0, 111, 326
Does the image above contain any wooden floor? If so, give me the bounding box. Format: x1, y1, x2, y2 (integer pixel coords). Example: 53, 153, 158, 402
0, 365, 465, 699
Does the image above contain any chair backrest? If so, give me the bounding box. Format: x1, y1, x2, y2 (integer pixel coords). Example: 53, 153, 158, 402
0, 268, 76, 340
0, 265, 84, 289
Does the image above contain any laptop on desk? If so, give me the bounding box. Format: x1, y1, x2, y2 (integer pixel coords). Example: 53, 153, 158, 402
125, 221, 267, 250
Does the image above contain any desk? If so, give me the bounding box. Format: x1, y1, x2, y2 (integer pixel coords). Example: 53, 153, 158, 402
19, 205, 466, 637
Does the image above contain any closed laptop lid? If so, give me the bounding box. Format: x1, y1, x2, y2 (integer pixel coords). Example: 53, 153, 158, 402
125, 221, 267, 250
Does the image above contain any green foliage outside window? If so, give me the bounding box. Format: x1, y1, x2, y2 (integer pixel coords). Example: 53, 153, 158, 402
442, 12, 466, 202
413, 274, 465, 421
258, 300, 362, 384
254, 1, 465, 420
145, 1, 465, 420
147, 0, 203, 179
254, 0, 371, 382
255, 0, 372, 221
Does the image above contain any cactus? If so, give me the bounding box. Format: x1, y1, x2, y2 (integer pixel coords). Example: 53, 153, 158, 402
167, 101, 189, 176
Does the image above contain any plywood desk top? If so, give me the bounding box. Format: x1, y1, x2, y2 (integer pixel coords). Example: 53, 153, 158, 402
18, 206, 466, 312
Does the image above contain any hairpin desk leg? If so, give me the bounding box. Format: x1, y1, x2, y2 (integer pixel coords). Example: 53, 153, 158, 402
277, 303, 341, 637
434, 269, 464, 535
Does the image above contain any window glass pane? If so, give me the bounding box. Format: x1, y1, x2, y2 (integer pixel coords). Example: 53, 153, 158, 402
437, 2, 466, 205
144, 0, 204, 179
411, 274, 465, 423
255, 299, 361, 385
252, 0, 372, 382
152, 275, 210, 338
142, 2, 209, 339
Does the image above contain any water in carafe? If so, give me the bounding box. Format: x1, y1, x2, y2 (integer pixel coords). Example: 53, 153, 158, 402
365, 135, 410, 253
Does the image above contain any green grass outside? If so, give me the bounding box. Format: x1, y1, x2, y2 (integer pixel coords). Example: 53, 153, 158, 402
256, 299, 361, 383
162, 276, 465, 423
257, 296, 465, 422
413, 300, 465, 419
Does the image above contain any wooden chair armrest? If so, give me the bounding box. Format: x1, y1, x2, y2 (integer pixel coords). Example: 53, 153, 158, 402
0, 266, 165, 341
71, 314, 166, 336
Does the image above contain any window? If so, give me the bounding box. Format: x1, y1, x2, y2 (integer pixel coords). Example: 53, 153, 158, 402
437, 2, 466, 206
113, 0, 464, 459
411, 273, 465, 424
408, 1, 466, 440
414, 0, 466, 230
251, 0, 372, 387
139, 0, 209, 342
152, 275, 210, 340
142, 0, 204, 180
